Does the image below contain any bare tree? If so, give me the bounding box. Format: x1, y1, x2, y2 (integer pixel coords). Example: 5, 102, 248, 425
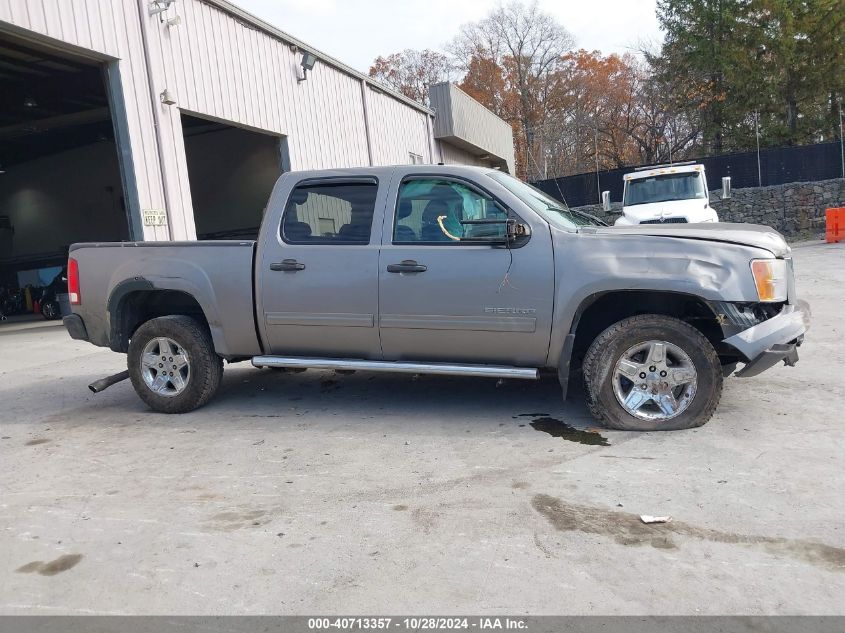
450, 1, 575, 179
627, 62, 701, 165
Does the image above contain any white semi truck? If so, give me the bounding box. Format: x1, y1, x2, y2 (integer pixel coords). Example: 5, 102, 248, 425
604, 162, 728, 225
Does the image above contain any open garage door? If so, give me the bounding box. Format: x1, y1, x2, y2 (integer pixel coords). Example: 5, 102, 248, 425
181, 113, 283, 240
0, 33, 130, 320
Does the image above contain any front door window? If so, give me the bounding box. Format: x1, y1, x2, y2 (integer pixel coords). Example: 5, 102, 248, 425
393, 179, 508, 244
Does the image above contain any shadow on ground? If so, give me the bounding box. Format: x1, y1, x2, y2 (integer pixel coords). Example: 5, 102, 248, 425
4, 362, 603, 437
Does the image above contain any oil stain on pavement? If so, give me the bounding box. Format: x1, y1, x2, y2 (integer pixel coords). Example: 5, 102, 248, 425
16, 554, 83, 576
531, 494, 845, 569
519, 414, 609, 446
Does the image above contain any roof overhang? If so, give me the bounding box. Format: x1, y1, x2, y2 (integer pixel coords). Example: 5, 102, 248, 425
429, 82, 515, 174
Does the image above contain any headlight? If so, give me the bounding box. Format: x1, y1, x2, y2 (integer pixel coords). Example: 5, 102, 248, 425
750, 259, 787, 302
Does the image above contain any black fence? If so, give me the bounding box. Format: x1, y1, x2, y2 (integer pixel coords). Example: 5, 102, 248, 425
532, 140, 844, 208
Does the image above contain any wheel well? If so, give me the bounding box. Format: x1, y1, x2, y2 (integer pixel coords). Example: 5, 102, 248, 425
569, 291, 728, 370
110, 290, 210, 353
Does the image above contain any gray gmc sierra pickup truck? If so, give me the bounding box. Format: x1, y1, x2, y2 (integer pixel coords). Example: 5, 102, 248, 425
64, 165, 809, 431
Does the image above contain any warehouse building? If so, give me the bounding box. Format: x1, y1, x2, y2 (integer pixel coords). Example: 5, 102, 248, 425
0, 0, 514, 296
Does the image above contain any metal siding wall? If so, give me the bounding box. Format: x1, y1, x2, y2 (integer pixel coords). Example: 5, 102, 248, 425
439, 142, 490, 169
150, 0, 374, 173
121, 0, 170, 240
2, 0, 488, 243
0, 0, 119, 56
366, 87, 430, 166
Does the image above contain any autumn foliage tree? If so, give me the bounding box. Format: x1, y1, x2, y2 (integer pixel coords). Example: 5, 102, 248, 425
368, 49, 452, 104
369, 0, 844, 180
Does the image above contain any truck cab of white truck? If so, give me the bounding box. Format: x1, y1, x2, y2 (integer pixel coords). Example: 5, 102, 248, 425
610, 162, 721, 226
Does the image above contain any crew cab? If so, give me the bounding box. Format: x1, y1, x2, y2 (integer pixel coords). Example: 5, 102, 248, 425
611, 162, 720, 225
64, 166, 809, 431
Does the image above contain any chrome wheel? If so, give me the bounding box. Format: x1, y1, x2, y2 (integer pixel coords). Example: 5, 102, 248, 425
612, 340, 697, 421
140, 337, 190, 397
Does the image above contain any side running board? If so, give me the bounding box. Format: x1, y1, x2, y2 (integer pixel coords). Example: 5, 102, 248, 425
251, 356, 539, 380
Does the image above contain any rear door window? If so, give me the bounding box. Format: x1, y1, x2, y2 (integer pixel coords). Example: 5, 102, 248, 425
281, 182, 378, 245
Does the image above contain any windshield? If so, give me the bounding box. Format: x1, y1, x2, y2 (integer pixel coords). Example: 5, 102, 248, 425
624, 172, 706, 206
486, 172, 606, 229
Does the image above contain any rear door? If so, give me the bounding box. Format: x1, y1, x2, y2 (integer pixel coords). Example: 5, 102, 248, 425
377, 175, 555, 366
257, 176, 386, 359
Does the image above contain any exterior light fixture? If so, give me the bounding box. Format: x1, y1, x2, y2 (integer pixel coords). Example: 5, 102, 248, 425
0, 163, 5, 174
298, 51, 317, 82
23, 96, 37, 108
165, 15, 182, 27
149, 0, 177, 16
160, 89, 176, 106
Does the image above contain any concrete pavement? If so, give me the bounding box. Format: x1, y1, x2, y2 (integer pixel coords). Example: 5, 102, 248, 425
1, 241, 843, 615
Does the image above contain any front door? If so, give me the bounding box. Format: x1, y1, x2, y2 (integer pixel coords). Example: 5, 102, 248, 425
257, 177, 384, 359
378, 176, 555, 366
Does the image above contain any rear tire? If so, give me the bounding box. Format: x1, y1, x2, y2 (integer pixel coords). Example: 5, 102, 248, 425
582, 314, 722, 431
128, 315, 222, 413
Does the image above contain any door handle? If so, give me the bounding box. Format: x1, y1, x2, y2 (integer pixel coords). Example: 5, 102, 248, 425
270, 259, 306, 272
386, 260, 427, 273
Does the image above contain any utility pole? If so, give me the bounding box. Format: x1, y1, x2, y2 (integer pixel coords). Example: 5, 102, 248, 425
667, 132, 673, 165
594, 125, 601, 203
755, 110, 762, 186
839, 99, 844, 180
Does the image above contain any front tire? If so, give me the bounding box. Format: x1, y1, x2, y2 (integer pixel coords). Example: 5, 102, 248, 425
128, 315, 223, 413
582, 314, 722, 431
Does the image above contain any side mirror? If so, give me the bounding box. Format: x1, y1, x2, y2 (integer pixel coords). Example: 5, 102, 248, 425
722, 176, 731, 199
459, 217, 529, 244
507, 219, 530, 240
601, 191, 611, 212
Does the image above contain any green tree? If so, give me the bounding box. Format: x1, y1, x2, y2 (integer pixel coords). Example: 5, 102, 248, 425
653, 0, 844, 152
739, 0, 845, 146
652, 0, 747, 155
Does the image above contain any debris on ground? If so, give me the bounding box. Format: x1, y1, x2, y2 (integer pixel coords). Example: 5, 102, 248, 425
640, 515, 672, 524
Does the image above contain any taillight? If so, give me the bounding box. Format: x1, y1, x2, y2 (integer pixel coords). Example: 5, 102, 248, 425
68, 257, 81, 305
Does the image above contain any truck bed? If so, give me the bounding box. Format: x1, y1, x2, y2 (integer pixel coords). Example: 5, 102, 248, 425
69, 240, 260, 357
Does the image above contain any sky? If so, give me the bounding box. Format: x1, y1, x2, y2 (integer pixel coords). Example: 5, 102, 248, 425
233, 0, 663, 74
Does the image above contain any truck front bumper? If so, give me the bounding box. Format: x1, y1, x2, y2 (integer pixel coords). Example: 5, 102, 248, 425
721, 300, 810, 377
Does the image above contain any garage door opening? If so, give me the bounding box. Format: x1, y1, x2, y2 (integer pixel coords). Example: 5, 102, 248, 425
0, 33, 130, 320
181, 113, 283, 240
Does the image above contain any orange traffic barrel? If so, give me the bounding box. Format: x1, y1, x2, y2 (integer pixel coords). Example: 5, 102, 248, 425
827, 208, 845, 243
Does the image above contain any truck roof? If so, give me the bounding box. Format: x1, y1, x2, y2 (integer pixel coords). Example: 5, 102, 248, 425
283, 164, 501, 179
624, 163, 704, 181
